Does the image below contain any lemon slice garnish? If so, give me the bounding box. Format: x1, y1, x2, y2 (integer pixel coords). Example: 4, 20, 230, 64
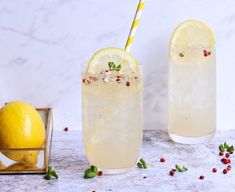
169, 20, 216, 65
86, 47, 139, 74
170, 19, 215, 48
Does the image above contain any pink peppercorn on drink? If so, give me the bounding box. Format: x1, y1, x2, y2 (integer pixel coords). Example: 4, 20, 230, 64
169, 20, 216, 144
82, 48, 143, 174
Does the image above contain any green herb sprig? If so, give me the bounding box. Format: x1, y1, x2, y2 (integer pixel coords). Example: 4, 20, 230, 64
108, 62, 121, 72
137, 158, 148, 169
44, 166, 58, 180
84, 165, 98, 179
219, 142, 234, 153
172, 165, 188, 172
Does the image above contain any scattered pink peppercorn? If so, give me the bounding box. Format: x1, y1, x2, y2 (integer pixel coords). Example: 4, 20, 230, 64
199, 175, 205, 180
160, 158, 166, 163
221, 158, 229, 164
169, 170, 175, 176
203, 50, 208, 57
223, 159, 228, 164
219, 152, 224, 156
212, 168, 217, 173
222, 159, 231, 164
223, 169, 228, 174
227, 165, 231, 171
64, 127, 68, 132
98, 171, 103, 176
226, 153, 230, 158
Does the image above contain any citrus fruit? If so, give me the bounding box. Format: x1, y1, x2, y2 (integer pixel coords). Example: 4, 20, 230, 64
0, 161, 6, 169
170, 19, 215, 47
6, 163, 38, 171
0, 101, 45, 165
169, 20, 215, 64
86, 47, 139, 74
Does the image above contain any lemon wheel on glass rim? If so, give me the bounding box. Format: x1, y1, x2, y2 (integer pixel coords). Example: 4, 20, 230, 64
170, 19, 215, 47
86, 47, 139, 75
169, 19, 216, 64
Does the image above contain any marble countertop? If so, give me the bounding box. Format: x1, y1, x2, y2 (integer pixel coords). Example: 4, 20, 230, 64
0, 130, 235, 192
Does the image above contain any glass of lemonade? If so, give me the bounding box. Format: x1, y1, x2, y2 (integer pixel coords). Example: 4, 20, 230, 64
82, 48, 143, 174
169, 20, 216, 144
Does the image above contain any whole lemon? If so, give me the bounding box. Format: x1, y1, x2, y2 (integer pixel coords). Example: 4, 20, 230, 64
0, 101, 45, 165
0, 161, 6, 169
6, 163, 38, 171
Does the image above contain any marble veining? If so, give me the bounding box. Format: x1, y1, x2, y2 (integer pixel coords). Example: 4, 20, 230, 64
0, 0, 235, 130
0, 130, 235, 192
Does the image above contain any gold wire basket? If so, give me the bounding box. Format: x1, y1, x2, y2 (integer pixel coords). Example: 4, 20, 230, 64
0, 108, 53, 174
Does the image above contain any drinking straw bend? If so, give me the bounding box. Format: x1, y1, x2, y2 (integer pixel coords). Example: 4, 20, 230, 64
125, 0, 145, 52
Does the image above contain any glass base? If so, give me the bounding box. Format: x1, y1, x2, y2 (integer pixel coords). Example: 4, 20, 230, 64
100, 167, 131, 175
169, 132, 215, 144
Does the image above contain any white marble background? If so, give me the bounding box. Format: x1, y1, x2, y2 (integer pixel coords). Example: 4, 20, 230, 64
0, 0, 235, 130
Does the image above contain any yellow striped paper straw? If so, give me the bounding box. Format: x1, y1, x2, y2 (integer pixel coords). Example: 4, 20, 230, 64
125, 0, 145, 52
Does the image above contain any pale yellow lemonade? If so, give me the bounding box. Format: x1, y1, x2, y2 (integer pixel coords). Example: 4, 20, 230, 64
82, 48, 143, 173
169, 20, 216, 144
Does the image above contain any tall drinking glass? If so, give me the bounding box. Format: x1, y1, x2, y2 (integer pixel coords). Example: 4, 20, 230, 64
169, 20, 216, 144
82, 48, 143, 174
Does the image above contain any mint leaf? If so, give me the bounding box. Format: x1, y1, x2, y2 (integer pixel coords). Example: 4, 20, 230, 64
175, 165, 188, 172
84, 169, 97, 179
116, 64, 121, 72
107, 62, 121, 72
84, 165, 99, 179
50, 170, 58, 179
219, 143, 234, 153
175, 165, 181, 171
108, 62, 115, 69
224, 142, 229, 148
137, 162, 143, 168
91, 165, 98, 174
44, 174, 51, 180
137, 158, 148, 169
227, 145, 234, 153
219, 144, 225, 152
44, 166, 58, 180
140, 159, 146, 165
